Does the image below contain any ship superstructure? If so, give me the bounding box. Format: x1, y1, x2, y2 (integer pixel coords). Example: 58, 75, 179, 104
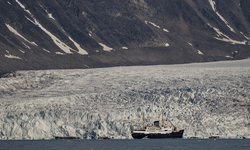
131, 111, 184, 139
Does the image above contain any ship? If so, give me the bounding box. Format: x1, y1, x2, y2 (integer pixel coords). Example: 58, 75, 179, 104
131, 111, 184, 139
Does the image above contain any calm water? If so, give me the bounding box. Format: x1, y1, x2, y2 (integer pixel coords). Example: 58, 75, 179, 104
0, 139, 249, 150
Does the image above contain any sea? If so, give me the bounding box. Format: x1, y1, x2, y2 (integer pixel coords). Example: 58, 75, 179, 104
0, 139, 249, 150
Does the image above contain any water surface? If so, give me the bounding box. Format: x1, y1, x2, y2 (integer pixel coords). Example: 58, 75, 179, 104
0, 139, 249, 150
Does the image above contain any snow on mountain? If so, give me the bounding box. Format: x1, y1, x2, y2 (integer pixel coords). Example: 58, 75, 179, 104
1, 0, 250, 75
208, 0, 235, 33
5, 24, 38, 46
207, 23, 247, 45
0, 59, 250, 140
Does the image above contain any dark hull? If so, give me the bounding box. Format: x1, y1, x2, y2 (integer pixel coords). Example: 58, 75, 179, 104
132, 130, 184, 139
55, 136, 79, 140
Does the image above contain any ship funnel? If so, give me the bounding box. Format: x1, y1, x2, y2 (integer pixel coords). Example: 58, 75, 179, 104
154, 121, 160, 127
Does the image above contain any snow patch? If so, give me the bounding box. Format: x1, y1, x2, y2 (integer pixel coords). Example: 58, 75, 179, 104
99, 43, 113, 52
55, 52, 65, 55
148, 22, 160, 28
4, 50, 21, 59
207, 23, 247, 45
48, 13, 55, 20
198, 50, 204, 55
240, 32, 250, 40
225, 55, 233, 58
122, 47, 128, 50
22, 42, 30, 49
28, 4, 85, 55
165, 43, 170, 47
208, 0, 235, 33
4, 54, 21, 59
19, 1, 73, 54
88, 31, 92, 37
68, 37, 88, 55
42, 48, 50, 53
82, 11, 87, 17
145, 21, 160, 28
163, 28, 169, 33
145, 21, 169, 33
5, 24, 38, 46
27, 17, 73, 53
39, 4, 55, 20
25, 16, 35, 24
15, 0, 32, 16
18, 49, 25, 53
215, 37, 247, 45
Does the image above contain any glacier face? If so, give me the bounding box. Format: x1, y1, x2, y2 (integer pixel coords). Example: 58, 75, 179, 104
0, 59, 250, 140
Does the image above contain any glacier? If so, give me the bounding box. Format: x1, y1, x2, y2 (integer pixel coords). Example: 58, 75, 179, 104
0, 59, 250, 140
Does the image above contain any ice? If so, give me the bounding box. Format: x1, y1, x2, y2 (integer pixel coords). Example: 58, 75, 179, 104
0, 59, 250, 140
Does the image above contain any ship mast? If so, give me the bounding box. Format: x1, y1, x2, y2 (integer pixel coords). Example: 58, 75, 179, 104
142, 112, 145, 129
161, 110, 164, 127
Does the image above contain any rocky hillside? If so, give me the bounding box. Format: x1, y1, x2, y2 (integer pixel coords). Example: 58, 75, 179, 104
1, 0, 250, 75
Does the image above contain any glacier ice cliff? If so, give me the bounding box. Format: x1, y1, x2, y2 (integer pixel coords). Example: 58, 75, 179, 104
0, 59, 250, 140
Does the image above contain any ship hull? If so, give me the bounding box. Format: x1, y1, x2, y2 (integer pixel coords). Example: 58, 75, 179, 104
132, 130, 184, 139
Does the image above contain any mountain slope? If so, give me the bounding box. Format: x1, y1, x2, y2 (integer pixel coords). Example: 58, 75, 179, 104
1, 0, 250, 75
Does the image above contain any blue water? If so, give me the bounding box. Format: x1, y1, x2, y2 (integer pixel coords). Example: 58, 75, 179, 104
0, 139, 249, 150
